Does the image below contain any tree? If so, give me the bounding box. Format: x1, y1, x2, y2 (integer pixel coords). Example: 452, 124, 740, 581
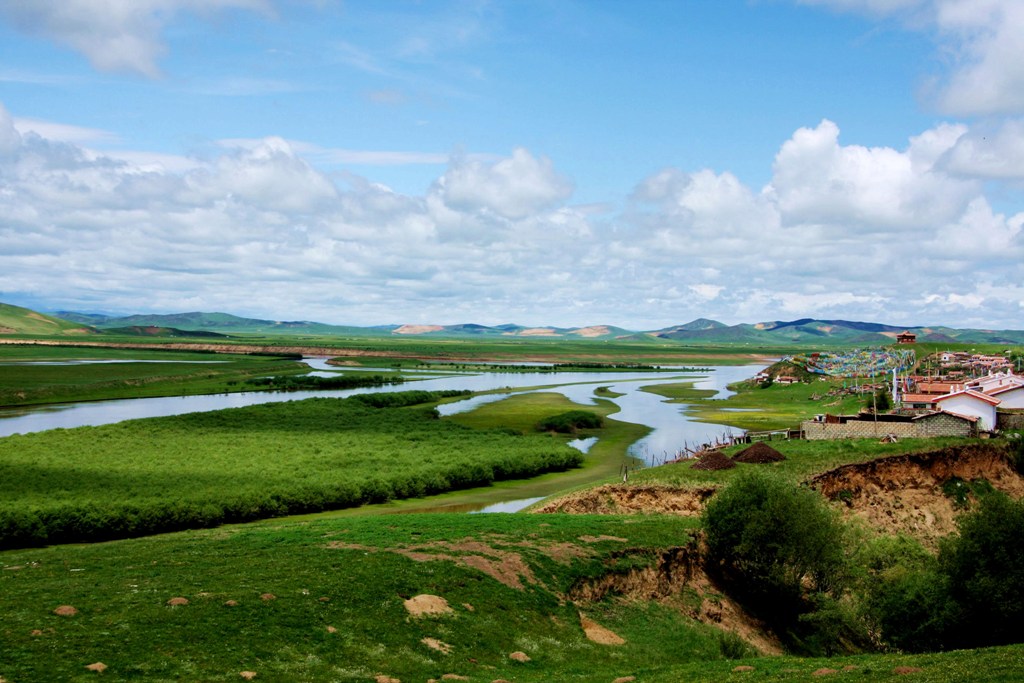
702, 471, 856, 653
939, 491, 1024, 648
704, 471, 847, 599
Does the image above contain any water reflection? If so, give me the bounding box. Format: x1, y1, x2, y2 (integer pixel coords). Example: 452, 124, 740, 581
469, 496, 546, 513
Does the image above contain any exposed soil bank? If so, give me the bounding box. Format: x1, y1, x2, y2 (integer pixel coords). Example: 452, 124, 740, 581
568, 541, 783, 655
536, 443, 1023, 548
808, 442, 1024, 547
534, 483, 718, 516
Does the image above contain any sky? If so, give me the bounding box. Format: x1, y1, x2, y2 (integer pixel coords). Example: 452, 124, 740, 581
0, 0, 1022, 330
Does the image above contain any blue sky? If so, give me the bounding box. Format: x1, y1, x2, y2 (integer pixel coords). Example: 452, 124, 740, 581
0, 0, 1022, 329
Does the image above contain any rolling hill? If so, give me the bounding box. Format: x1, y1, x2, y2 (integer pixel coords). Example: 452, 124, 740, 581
0, 303, 1014, 345
0, 302, 97, 336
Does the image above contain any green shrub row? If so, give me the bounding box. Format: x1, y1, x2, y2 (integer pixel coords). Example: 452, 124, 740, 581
242, 373, 402, 391
537, 410, 603, 433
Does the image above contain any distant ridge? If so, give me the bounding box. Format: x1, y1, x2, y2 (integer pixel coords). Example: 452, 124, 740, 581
5, 304, 1017, 345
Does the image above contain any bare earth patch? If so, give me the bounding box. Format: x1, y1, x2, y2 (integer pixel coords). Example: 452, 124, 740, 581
422, 637, 453, 654
166, 597, 189, 606
327, 536, 590, 590
569, 543, 783, 656
52, 605, 78, 617
404, 594, 453, 617
578, 535, 628, 543
393, 324, 444, 335
579, 613, 625, 645
534, 483, 717, 516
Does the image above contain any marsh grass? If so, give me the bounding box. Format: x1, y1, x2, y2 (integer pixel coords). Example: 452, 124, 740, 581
0, 394, 582, 547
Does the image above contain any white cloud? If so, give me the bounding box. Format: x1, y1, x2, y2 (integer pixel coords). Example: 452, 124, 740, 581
0, 0, 271, 78
13, 117, 120, 145
938, 118, 1024, 180
1, 101, 1022, 329
767, 119, 975, 230
433, 148, 574, 220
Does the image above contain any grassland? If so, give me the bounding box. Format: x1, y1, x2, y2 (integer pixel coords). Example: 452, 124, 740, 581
2, 512, 1022, 682
0, 346, 313, 406
2, 331, 785, 367
0, 393, 584, 547
3, 336, 1023, 679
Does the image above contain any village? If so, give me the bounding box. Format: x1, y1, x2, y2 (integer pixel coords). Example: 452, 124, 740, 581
751, 338, 1024, 442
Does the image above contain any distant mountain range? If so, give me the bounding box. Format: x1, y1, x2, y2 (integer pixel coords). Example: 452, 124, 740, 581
0, 302, 1021, 346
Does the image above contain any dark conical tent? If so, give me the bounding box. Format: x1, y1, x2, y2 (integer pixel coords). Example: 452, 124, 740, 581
690, 450, 737, 471
732, 442, 786, 464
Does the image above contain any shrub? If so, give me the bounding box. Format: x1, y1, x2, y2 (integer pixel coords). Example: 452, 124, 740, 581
536, 410, 603, 434
854, 534, 955, 652
702, 470, 854, 653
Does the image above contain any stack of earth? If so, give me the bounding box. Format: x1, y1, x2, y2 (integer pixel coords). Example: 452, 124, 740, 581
732, 442, 787, 464
690, 450, 736, 471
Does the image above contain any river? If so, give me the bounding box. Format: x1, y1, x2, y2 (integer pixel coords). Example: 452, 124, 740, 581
0, 361, 762, 449
0, 360, 763, 511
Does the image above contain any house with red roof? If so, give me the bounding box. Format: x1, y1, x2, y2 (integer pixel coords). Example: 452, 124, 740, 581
933, 389, 1001, 431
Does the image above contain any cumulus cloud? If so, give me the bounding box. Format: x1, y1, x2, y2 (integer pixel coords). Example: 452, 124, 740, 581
1, 102, 1022, 328
767, 119, 976, 231
0, 0, 271, 77
938, 119, 1024, 180
433, 148, 573, 220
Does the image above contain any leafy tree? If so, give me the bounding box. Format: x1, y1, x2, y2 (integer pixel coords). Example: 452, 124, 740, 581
702, 471, 856, 652
854, 534, 956, 652
939, 491, 1024, 648
704, 470, 847, 598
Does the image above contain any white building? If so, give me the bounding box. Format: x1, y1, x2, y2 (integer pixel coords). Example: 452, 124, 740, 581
934, 389, 1001, 431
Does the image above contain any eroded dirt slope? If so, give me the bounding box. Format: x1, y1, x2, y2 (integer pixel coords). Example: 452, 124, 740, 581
534, 483, 717, 516
808, 443, 1023, 547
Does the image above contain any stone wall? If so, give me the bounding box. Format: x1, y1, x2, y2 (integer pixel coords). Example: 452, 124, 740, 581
998, 410, 1024, 431
802, 413, 975, 441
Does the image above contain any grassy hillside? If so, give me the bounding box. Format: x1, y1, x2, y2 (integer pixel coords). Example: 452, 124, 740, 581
0, 302, 96, 336
2, 511, 1022, 682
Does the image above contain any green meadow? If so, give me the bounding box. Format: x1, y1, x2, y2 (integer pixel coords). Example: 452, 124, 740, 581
4, 512, 1023, 683
2, 512, 1022, 683
2, 338, 1024, 681
0, 346, 310, 406
0, 393, 583, 548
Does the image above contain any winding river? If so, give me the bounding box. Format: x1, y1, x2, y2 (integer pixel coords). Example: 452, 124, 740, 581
0, 359, 764, 512
0, 361, 762, 452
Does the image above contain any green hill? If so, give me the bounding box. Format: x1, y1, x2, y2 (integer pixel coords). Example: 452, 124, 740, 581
55, 310, 388, 337
41, 306, 1024, 346
0, 302, 97, 336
